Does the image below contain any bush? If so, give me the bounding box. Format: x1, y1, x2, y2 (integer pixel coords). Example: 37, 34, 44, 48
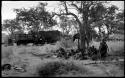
36, 61, 87, 77
37, 61, 65, 77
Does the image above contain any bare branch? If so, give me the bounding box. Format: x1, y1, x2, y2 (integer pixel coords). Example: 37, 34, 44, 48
53, 12, 81, 26
64, 1, 68, 14
71, 3, 79, 12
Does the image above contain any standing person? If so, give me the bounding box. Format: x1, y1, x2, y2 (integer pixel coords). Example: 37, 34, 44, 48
8, 38, 13, 46
99, 39, 109, 59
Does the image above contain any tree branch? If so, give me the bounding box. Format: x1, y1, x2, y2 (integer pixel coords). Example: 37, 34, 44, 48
53, 12, 81, 26
71, 3, 79, 12
64, 1, 68, 14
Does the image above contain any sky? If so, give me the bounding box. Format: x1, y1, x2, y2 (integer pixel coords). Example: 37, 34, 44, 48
1, 1, 60, 23
2, 1, 124, 23
1, 1, 124, 35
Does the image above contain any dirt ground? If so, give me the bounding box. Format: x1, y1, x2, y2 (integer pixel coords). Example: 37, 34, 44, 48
1, 40, 124, 77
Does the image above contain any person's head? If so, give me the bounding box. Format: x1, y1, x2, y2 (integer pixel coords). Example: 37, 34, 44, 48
92, 45, 94, 48
102, 38, 106, 42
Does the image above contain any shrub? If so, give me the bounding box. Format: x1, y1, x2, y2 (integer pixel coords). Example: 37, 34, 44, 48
37, 61, 65, 77
36, 61, 87, 77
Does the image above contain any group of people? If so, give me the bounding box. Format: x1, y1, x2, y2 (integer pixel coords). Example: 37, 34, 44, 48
55, 38, 109, 60
88, 38, 109, 60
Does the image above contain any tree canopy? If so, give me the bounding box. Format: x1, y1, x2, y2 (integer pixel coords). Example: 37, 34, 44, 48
2, 19, 22, 35
13, 2, 57, 32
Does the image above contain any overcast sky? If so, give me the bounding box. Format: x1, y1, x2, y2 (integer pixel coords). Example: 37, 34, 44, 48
2, 1, 124, 23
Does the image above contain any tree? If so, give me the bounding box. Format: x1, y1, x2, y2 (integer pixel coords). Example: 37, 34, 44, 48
116, 10, 124, 21
101, 5, 118, 37
52, 1, 121, 58
116, 10, 124, 32
59, 15, 79, 35
2, 19, 22, 38
14, 2, 57, 33
99, 5, 124, 39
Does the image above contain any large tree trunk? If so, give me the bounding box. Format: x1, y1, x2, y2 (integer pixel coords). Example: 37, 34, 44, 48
78, 38, 80, 49
79, 23, 86, 58
98, 26, 102, 40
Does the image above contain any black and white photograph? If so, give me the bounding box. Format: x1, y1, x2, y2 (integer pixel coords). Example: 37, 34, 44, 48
1, 1, 124, 77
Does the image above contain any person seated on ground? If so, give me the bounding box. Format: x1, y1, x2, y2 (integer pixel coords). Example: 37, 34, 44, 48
88, 45, 97, 56
99, 38, 109, 59
92, 46, 98, 54
57, 47, 68, 59
87, 46, 102, 60
88, 46, 92, 57
67, 49, 74, 57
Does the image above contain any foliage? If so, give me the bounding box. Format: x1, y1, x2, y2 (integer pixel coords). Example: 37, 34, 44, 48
54, 1, 123, 52
14, 2, 57, 32
59, 16, 78, 35
2, 19, 22, 35
116, 11, 124, 31
116, 10, 124, 21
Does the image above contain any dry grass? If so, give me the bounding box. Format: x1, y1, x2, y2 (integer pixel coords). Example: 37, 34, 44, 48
1, 36, 124, 77
36, 60, 90, 77
92, 41, 124, 55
